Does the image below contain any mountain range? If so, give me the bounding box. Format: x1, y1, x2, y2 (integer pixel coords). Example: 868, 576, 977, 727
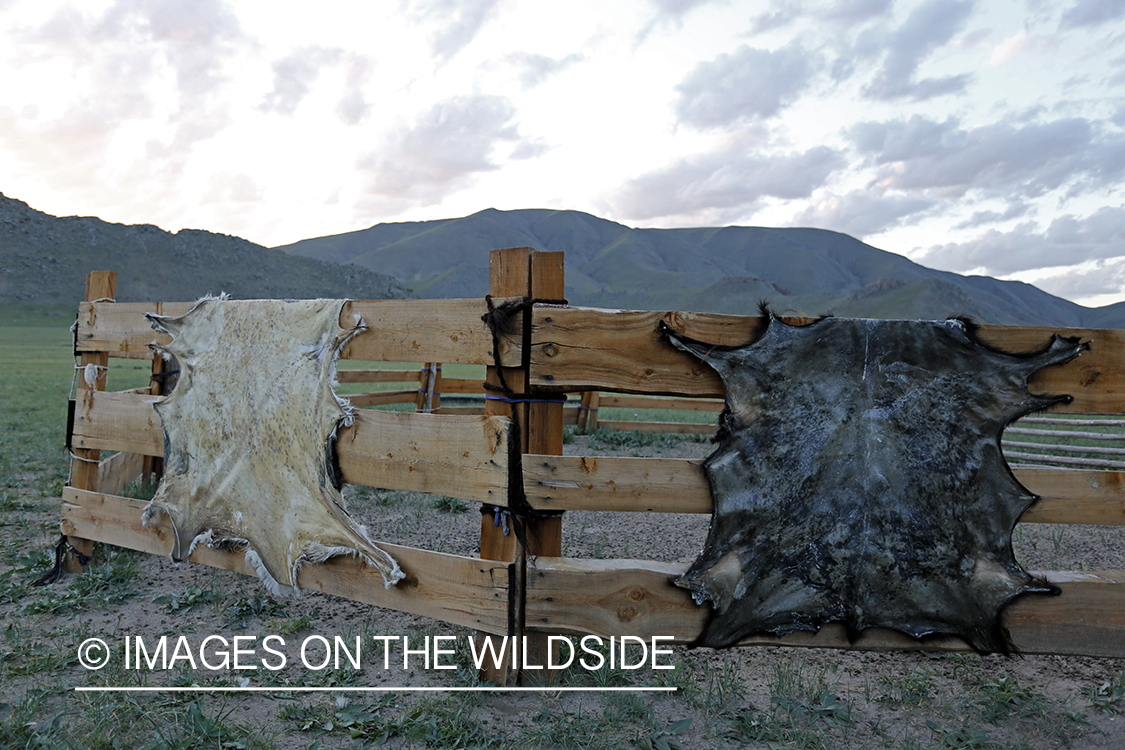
3, 192, 1122, 329
0, 193, 404, 307
278, 208, 1125, 329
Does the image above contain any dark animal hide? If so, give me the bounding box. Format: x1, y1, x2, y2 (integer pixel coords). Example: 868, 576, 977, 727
142, 297, 404, 595
664, 314, 1085, 653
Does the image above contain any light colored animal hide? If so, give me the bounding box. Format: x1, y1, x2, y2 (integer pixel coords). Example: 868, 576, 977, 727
142, 297, 404, 594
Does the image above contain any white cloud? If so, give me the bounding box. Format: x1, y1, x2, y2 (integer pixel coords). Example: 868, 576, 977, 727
954, 201, 1032, 229
863, 0, 975, 101
751, 0, 893, 33
1060, 0, 1125, 29
849, 115, 1125, 199
260, 47, 344, 116
674, 41, 815, 127
356, 95, 524, 206
921, 206, 1125, 275
790, 189, 936, 237
409, 0, 500, 61
505, 51, 584, 89
986, 32, 1059, 66
608, 137, 845, 222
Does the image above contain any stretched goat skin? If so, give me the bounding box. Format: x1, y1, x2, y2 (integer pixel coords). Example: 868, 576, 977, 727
142, 298, 404, 594
666, 316, 1084, 653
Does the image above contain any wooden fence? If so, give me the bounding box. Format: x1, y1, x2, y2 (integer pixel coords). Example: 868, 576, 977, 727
358, 368, 1125, 471
62, 248, 1125, 686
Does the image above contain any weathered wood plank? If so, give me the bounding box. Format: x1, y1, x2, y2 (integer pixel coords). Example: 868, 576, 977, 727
61, 488, 511, 634
96, 451, 145, 497
598, 395, 724, 412
336, 369, 422, 383
347, 389, 418, 407
68, 272, 119, 569
530, 308, 1125, 412
341, 299, 521, 365
522, 455, 1125, 524
336, 410, 511, 505
597, 420, 715, 435
76, 298, 524, 367
524, 557, 1125, 657
74, 301, 192, 357
70, 390, 512, 505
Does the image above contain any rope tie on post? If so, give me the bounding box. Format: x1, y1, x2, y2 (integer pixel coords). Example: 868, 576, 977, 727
480, 295, 568, 548
33, 534, 93, 586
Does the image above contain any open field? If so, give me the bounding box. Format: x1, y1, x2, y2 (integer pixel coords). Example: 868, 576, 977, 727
1, 307, 1123, 749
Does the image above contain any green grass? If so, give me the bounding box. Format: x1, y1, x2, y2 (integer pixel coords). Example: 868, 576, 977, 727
1, 306, 1119, 750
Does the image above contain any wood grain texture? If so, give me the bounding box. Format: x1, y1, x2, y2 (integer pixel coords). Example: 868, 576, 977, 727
61, 488, 511, 634
70, 390, 513, 504
523, 557, 1125, 657
522, 454, 1125, 524
76, 298, 524, 367
96, 451, 145, 497
529, 308, 1125, 413
341, 298, 521, 366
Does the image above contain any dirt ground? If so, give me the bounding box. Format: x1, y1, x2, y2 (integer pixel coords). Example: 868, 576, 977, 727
2, 432, 1124, 749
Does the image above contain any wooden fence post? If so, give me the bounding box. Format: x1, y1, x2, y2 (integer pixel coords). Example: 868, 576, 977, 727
143, 302, 165, 483
66, 270, 117, 571
415, 362, 442, 413
478, 247, 565, 685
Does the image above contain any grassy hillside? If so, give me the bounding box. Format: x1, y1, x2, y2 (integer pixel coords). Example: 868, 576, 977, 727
1, 193, 405, 307
278, 208, 1120, 328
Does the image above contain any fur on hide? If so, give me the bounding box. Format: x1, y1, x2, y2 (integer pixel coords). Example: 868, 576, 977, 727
142, 297, 404, 593
665, 314, 1085, 653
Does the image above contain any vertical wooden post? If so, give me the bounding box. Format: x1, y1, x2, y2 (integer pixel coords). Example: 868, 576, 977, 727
143, 302, 164, 483
66, 270, 117, 571
416, 363, 442, 413
578, 390, 600, 432
478, 247, 565, 685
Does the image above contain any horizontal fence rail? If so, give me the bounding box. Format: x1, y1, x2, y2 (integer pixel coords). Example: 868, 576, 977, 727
521, 454, 1125, 524
523, 558, 1125, 657
529, 307, 1125, 412
61, 488, 512, 635
75, 298, 525, 367
63, 261, 1125, 665
70, 390, 513, 506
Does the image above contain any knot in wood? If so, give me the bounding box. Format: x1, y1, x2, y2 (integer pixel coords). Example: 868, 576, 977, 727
618, 605, 637, 622
626, 587, 645, 602
543, 344, 559, 358
662, 312, 686, 333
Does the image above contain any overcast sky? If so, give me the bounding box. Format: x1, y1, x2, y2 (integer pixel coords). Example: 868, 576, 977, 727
1, 0, 1123, 306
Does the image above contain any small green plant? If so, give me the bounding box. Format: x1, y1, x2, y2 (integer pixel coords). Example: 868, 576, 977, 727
926, 720, 991, 749
431, 495, 470, 514
1088, 671, 1125, 713
772, 689, 852, 727
292, 697, 498, 748
154, 584, 222, 614
876, 668, 936, 706
637, 717, 691, 750
21, 546, 141, 614
975, 676, 1046, 723
702, 653, 746, 714
224, 594, 287, 629
269, 608, 319, 636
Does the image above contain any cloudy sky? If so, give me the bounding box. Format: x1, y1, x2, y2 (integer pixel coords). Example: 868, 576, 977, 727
1, 0, 1123, 306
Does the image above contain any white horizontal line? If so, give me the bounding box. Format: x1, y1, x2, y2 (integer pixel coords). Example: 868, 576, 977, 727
75, 686, 676, 693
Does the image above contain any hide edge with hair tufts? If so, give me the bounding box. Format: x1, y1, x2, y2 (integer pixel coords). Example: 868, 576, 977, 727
664, 313, 1086, 654
141, 297, 404, 595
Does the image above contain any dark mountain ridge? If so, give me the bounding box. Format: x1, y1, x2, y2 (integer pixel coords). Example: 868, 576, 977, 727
0, 193, 404, 306
277, 207, 1113, 328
